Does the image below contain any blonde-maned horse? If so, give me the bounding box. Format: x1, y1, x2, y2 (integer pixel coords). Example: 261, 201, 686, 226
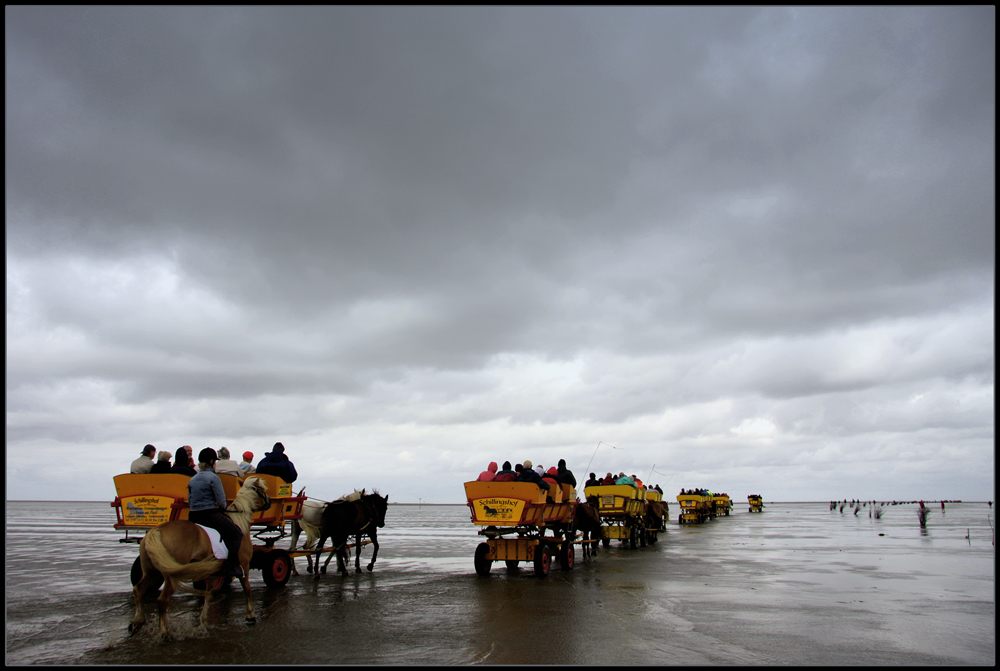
128, 476, 271, 637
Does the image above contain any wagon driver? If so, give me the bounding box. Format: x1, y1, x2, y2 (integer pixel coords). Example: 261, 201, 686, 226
188, 447, 245, 578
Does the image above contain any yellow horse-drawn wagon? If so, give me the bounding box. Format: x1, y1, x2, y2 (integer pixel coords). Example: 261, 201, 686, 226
112, 472, 306, 587
583, 484, 646, 548
748, 495, 764, 513
465, 481, 577, 578
713, 494, 732, 516
676, 491, 715, 524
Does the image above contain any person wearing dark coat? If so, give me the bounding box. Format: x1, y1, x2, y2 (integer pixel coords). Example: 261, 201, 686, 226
255, 442, 298, 483
585, 473, 600, 488
555, 458, 576, 487
149, 450, 173, 473
514, 463, 549, 490
168, 447, 197, 476
494, 461, 517, 482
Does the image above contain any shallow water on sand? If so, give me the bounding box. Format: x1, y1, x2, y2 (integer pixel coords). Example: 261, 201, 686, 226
5, 500, 994, 665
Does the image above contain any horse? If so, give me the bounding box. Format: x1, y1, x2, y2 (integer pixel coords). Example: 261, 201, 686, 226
314, 491, 389, 577
128, 476, 271, 637
288, 489, 364, 576
573, 498, 603, 560
644, 499, 666, 544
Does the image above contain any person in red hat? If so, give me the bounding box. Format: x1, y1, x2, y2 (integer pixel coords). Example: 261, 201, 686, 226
239, 451, 256, 475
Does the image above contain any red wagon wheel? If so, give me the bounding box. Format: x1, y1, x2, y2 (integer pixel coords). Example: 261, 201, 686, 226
533, 543, 551, 578
261, 549, 292, 587
559, 542, 574, 571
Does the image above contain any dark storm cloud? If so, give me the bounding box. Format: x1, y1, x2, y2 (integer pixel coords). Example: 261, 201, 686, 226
5, 7, 994, 501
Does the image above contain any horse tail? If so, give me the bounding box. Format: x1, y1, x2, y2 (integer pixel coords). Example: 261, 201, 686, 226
300, 517, 322, 550
142, 527, 222, 584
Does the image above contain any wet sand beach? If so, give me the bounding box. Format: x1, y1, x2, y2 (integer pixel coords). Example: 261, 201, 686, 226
5, 501, 994, 665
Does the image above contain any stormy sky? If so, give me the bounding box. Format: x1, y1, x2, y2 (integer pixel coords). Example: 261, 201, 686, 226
6, 7, 994, 504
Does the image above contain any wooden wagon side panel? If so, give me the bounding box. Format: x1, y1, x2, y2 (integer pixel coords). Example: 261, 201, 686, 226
465, 481, 547, 526
247, 474, 304, 525
112, 473, 194, 528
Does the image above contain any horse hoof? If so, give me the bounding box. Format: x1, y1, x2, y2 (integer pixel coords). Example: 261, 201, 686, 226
306, 567, 312, 574
367, 565, 374, 572
128, 623, 140, 636
355, 568, 362, 575
246, 617, 256, 625
320, 567, 326, 574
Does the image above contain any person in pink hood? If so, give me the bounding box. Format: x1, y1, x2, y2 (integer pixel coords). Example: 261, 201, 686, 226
477, 462, 498, 481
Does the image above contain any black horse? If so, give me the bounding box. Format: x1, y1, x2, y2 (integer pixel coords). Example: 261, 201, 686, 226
314, 491, 389, 577
574, 497, 603, 560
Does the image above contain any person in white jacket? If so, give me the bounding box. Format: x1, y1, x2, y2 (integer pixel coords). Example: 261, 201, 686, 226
214, 446, 242, 478
130, 444, 156, 473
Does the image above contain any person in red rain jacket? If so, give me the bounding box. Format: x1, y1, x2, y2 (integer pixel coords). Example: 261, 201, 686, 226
477, 462, 498, 481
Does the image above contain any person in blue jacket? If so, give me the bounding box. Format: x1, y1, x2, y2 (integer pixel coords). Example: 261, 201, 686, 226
255, 442, 298, 483
188, 448, 244, 577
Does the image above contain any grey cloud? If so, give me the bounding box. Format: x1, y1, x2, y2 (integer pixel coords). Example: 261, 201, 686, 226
5, 7, 993, 502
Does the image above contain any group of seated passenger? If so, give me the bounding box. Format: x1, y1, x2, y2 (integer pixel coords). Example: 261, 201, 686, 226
476, 459, 578, 502
128, 442, 296, 482
680, 488, 713, 496
580, 473, 661, 494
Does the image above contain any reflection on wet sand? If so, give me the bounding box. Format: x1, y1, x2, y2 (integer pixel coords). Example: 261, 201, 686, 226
4, 501, 995, 665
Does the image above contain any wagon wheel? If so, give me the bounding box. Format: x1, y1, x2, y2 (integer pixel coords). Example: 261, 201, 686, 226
261, 549, 292, 587
474, 542, 493, 577
505, 560, 519, 570
130, 556, 163, 596
628, 527, 637, 549
559, 541, 575, 571
533, 543, 551, 578
639, 525, 647, 547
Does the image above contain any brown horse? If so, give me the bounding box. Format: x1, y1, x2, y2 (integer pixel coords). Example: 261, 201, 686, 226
644, 500, 667, 544
574, 498, 603, 559
128, 476, 271, 637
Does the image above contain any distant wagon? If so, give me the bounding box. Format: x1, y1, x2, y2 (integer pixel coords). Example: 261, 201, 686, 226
465, 481, 578, 578
583, 484, 647, 547
713, 494, 732, 516
748, 495, 764, 513
676, 491, 714, 524
112, 472, 307, 589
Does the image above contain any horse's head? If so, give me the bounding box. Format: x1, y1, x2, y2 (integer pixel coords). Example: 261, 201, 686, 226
367, 491, 389, 528
235, 476, 271, 513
